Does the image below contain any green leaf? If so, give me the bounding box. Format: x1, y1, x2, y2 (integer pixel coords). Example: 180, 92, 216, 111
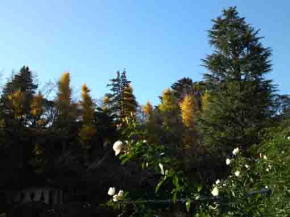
186, 199, 191, 212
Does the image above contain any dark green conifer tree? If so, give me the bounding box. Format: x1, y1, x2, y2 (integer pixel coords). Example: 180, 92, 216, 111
200, 7, 274, 156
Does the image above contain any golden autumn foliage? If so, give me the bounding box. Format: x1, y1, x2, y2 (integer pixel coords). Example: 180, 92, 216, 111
143, 101, 153, 116
57, 72, 72, 103
30, 93, 43, 117
180, 95, 196, 128
79, 84, 96, 149
56, 72, 77, 122
122, 84, 137, 118
158, 89, 178, 113
81, 84, 95, 125
7, 90, 25, 118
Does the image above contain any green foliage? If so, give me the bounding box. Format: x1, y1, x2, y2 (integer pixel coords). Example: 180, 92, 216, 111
200, 7, 274, 157
105, 70, 137, 124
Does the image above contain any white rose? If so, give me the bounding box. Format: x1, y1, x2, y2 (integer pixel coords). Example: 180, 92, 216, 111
113, 140, 123, 156
117, 190, 124, 197
113, 195, 118, 202
215, 179, 220, 185
234, 171, 240, 177
232, 147, 239, 155
108, 187, 116, 196
211, 186, 219, 196
226, 158, 231, 165
245, 164, 249, 169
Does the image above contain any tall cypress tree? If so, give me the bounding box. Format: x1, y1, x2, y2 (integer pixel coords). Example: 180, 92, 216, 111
200, 7, 274, 156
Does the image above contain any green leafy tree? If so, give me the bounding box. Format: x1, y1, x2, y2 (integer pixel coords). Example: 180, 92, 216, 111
200, 7, 274, 157
105, 70, 137, 124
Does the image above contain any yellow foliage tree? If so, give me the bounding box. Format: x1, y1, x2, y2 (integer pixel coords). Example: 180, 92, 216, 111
56, 72, 77, 125
79, 84, 96, 151
7, 90, 25, 119
180, 95, 196, 128
122, 84, 137, 119
30, 93, 43, 117
143, 101, 153, 116
158, 89, 178, 113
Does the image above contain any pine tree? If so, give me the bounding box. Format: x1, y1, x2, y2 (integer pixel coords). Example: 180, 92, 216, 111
105, 70, 137, 123
105, 71, 122, 118
171, 78, 194, 101
2, 66, 37, 99
2, 66, 38, 125
200, 7, 274, 155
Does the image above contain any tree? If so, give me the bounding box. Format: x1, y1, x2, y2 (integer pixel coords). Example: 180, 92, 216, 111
54, 72, 78, 158
158, 89, 178, 113
143, 101, 153, 118
105, 71, 122, 118
180, 95, 197, 128
2, 66, 37, 99
122, 84, 137, 119
55, 72, 77, 127
30, 92, 45, 127
200, 7, 274, 156
171, 78, 194, 101
79, 84, 96, 153
105, 70, 137, 123
2, 66, 38, 126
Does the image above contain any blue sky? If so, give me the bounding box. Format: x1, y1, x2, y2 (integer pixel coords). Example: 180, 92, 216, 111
0, 0, 289, 105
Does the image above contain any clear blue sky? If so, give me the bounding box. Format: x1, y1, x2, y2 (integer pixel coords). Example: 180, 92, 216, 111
0, 0, 289, 105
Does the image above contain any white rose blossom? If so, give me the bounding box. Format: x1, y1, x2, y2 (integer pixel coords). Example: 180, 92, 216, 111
211, 186, 219, 196
215, 179, 221, 185
113, 140, 123, 156
245, 164, 250, 169
108, 187, 116, 196
234, 171, 240, 177
232, 147, 239, 155
113, 195, 119, 202
117, 190, 124, 197
226, 158, 231, 165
